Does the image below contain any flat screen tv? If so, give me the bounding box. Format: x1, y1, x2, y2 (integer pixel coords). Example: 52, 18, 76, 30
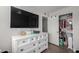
10, 6, 39, 28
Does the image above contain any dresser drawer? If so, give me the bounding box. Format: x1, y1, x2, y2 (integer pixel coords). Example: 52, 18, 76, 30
17, 38, 29, 46
30, 36, 38, 42
27, 48, 38, 53
38, 34, 48, 40
38, 44, 45, 52
44, 43, 48, 49
38, 38, 48, 45
38, 43, 48, 52
17, 41, 37, 53
38, 35, 43, 40
44, 38, 48, 42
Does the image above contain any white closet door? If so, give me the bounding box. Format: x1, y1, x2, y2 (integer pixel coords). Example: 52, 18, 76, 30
48, 16, 59, 46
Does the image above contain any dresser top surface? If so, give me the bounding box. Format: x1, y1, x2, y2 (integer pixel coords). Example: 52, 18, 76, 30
12, 33, 47, 40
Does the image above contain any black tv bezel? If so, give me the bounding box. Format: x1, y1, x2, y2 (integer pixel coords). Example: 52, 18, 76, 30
10, 6, 39, 28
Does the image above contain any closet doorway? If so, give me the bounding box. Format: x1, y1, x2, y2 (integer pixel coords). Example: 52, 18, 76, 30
59, 13, 73, 49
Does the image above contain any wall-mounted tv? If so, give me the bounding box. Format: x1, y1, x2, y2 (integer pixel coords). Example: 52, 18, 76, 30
10, 6, 39, 28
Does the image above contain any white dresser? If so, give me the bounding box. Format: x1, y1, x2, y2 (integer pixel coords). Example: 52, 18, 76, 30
12, 33, 48, 53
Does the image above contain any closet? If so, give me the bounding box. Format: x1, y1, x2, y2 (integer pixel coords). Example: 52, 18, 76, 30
59, 13, 73, 49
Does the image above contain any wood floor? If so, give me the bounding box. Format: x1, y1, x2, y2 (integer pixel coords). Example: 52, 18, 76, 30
43, 43, 73, 53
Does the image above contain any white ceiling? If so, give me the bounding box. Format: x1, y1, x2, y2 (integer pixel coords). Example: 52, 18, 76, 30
28, 6, 68, 13
16, 6, 68, 15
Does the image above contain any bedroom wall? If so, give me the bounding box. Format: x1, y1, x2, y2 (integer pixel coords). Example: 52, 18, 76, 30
0, 6, 11, 52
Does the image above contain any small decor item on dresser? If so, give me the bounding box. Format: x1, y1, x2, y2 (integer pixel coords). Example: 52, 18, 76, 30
33, 31, 40, 34
20, 31, 26, 36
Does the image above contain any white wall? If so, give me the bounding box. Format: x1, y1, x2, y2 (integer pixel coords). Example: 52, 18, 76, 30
48, 7, 79, 52
0, 6, 11, 52
0, 6, 47, 52
48, 15, 59, 46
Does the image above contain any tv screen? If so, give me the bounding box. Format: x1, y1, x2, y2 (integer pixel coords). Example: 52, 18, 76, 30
10, 6, 39, 28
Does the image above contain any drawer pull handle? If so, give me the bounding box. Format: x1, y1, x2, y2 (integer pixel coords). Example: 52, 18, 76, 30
23, 41, 25, 43
45, 39, 47, 41
40, 36, 42, 38
45, 44, 46, 46
33, 44, 35, 46
32, 39, 34, 40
